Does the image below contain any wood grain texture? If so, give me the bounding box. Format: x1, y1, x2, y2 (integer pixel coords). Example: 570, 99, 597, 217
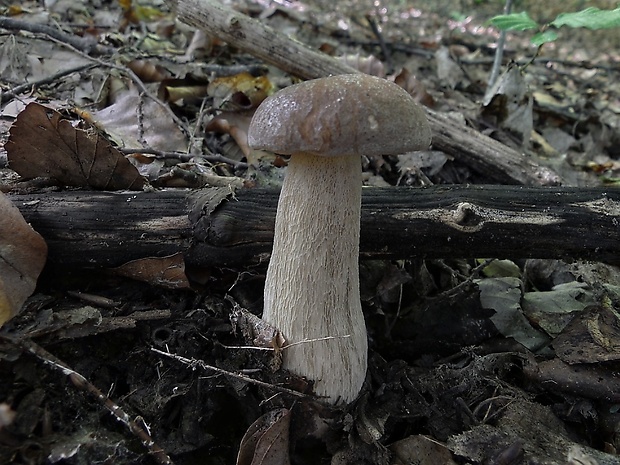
10, 185, 620, 268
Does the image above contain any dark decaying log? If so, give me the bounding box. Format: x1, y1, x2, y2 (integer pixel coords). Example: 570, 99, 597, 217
10, 185, 620, 269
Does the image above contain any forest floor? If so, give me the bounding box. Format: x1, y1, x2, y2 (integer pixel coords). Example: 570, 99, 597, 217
1, 0, 620, 464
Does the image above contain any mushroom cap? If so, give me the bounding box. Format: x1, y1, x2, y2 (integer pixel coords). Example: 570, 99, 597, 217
248, 74, 431, 157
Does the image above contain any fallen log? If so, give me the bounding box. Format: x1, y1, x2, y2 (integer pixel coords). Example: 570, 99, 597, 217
10, 185, 620, 268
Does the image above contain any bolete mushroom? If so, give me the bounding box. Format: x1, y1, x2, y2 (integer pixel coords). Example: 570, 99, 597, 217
247, 74, 431, 404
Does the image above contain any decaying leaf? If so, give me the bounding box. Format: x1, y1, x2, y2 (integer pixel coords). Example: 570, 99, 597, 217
112, 253, 190, 290
89, 86, 187, 153
389, 435, 457, 465
6, 102, 145, 190
0, 191, 47, 327
392, 67, 435, 107
126, 59, 172, 82
205, 111, 275, 167
553, 305, 620, 364
237, 408, 291, 465
522, 282, 596, 337
338, 54, 385, 77
207, 72, 272, 110
476, 277, 550, 351
481, 65, 533, 146
205, 111, 254, 159
435, 46, 465, 90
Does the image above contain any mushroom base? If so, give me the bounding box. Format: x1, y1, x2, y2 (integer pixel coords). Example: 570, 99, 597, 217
262, 152, 368, 404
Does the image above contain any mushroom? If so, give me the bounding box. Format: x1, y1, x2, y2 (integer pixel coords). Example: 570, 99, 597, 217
247, 74, 431, 404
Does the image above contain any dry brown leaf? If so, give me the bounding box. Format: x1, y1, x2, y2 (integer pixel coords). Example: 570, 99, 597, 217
0, 192, 47, 326
338, 54, 385, 77
390, 435, 457, 465
237, 408, 291, 465
392, 68, 435, 107
126, 59, 172, 82
208, 72, 272, 111
553, 305, 620, 364
89, 86, 187, 154
112, 253, 190, 289
6, 103, 145, 190
205, 111, 254, 158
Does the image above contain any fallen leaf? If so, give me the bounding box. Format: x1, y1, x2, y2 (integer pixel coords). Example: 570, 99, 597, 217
6, 103, 145, 190
389, 435, 457, 465
0, 191, 47, 326
112, 253, 190, 289
208, 72, 272, 111
481, 65, 533, 146
338, 54, 385, 77
392, 67, 435, 107
89, 85, 187, 154
553, 305, 620, 364
237, 408, 291, 465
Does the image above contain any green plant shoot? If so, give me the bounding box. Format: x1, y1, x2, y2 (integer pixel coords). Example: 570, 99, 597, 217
488, 7, 620, 47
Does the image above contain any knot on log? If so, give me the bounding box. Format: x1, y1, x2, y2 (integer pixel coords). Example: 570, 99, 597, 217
450, 202, 484, 232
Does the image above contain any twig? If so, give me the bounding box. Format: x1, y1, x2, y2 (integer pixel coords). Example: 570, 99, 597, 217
0, 16, 116, 55
486, 0, 512, 95
3, 336, 174, 465
151, 347, 315, 400
1, 64, 97, 103
365, 14, 393, 73
119, 148, 248, 170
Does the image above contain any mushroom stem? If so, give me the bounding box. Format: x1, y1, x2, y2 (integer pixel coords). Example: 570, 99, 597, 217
263, 152, 367, 404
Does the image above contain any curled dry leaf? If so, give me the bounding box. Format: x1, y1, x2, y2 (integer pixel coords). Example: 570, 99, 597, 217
392, 68, 435, 107
0, 192, 47, 326
237, 408, 291, 465
207, 72, 272, 110
6, 103, 145, 190
112, 253, 190, 290
205, 111, 254, 158
338, 54, 385, 78
159, 79, 210, 104
126, 59, 172, 82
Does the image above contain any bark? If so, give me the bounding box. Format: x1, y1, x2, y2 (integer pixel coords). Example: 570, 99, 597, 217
10, 185, 620, 268
167, 0, 561, 186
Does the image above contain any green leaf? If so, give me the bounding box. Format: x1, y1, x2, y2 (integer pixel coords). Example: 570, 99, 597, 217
488, 12, 539, 31
551, 7, 620, 30
531, 30, 558, 46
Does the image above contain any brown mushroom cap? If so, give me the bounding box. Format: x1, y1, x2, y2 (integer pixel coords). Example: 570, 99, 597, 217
248, 74, 431, 157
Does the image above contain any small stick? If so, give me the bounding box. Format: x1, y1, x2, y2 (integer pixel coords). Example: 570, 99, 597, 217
1, 64, 97, 103
364, 14, 394, 72
486, 0, 513, 95
151, 347, 315, 400
0, 17, 116, 55
3, 336, 175, 465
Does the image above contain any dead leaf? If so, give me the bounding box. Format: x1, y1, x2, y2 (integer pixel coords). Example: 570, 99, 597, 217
390, 435, 457, 465
6, 103, 145, 190
392, 67, 435, 107
553, 305, 620, 364
127, 59, 172, 82
0, 191, 47, 326
237, 408, 291, 465
481, 65, 533, 147
89, 85, 187, 154
207, 72, 272, 111
112, 253, 190, 289
205, 111, 274, 167
338, 54, 385, 77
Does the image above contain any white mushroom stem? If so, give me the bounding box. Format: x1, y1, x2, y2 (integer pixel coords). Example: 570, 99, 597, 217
263, 152, 368, 404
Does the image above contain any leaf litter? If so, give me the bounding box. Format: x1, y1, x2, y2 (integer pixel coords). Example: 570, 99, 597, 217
0, 1, 620, 465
